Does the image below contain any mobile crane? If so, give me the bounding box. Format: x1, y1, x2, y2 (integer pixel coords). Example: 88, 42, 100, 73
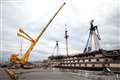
10, 2, 66, 68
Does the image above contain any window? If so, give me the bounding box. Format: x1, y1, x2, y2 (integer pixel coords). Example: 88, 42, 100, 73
89, 59, 91, 61
92, 64, 95, 67
97, 59, 99, 61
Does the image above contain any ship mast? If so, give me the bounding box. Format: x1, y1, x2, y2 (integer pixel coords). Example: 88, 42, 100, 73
64, 27, 69, 56
52, 41, 59, 56
83, 20, 101, 53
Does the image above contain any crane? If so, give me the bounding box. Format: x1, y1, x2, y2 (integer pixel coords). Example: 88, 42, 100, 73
10, 2, 66, 68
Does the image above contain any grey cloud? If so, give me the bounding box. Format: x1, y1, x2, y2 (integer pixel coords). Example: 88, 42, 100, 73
1, 0, 120, 61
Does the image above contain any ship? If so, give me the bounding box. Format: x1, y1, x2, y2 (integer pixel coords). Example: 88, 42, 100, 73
48, 20, 120, 73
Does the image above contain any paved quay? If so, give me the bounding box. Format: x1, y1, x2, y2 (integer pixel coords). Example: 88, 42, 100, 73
1, 68, 119, 80
17, 69, 87, 80
16, 68, 120, 80
0, 68, 11, 80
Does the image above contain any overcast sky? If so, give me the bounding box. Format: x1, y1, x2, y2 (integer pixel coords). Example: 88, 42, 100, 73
0, 0, 120, 62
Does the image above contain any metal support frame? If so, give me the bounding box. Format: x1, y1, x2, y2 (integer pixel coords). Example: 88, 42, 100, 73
52, 41, 59, 56
83, 20, 101, 53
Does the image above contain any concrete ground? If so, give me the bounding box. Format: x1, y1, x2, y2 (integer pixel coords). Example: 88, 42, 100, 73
0, 68, 11, 80
17, 69, 90, 80
16, 68, 120, 80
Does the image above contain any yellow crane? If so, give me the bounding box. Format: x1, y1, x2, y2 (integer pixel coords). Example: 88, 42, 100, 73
10, 2, 66, 68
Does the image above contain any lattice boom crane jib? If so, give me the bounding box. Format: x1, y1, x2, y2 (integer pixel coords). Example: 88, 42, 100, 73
10, 2, 66, 68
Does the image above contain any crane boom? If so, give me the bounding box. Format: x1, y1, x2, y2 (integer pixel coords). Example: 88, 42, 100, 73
19, 2, 66, 64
